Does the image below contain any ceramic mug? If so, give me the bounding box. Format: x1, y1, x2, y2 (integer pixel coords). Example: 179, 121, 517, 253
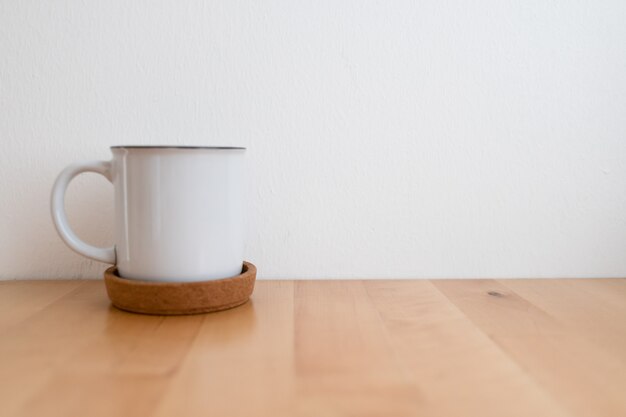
51, 146, 246, 282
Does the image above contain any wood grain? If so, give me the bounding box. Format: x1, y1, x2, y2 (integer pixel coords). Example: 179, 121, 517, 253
433, 279, 626, 417
0, 279, 625, 417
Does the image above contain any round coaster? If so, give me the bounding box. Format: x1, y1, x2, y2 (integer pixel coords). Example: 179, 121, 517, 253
104, 262, 256, 315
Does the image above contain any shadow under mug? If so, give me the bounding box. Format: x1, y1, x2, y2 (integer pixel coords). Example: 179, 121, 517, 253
51, 146, 246, 282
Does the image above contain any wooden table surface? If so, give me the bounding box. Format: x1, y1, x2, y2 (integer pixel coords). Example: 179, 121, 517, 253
1, 279, 625, 417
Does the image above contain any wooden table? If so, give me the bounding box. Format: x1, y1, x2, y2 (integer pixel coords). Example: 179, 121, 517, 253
1, 279, 625, 417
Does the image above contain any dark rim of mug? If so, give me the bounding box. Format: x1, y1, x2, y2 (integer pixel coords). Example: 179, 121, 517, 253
110, 146, 246, 150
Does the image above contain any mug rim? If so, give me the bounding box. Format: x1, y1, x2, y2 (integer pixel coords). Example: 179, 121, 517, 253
110, 145, 246, 150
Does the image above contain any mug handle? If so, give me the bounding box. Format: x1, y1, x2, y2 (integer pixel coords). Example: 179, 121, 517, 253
50, 160, 116, 264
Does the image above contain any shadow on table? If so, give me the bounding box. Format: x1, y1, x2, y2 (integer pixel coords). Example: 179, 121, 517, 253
103, 298, 258, 347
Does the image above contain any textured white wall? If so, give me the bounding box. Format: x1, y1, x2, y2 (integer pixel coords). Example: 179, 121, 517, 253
1, 1, 626, 279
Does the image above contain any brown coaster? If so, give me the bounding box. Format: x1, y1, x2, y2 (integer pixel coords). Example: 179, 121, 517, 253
104, 262, 256, 315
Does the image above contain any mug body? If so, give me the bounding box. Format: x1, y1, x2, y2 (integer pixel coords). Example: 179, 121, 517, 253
110, 146, 245, 282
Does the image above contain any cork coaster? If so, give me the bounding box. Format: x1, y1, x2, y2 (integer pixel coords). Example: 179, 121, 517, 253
104, 262, 256, 315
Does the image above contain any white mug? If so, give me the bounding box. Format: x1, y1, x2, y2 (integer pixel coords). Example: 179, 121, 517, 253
51, 146, 246, 282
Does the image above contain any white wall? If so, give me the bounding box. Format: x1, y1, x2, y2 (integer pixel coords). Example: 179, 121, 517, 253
1, 1, 625, 279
